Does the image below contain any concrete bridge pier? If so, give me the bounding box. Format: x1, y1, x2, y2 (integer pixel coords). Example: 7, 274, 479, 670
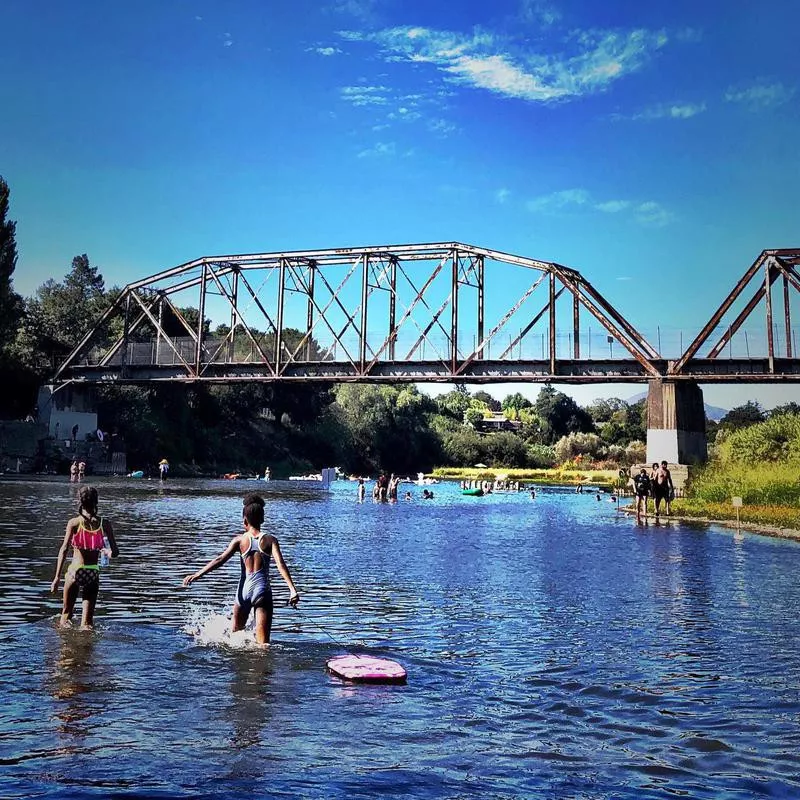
646, 378, 707, 465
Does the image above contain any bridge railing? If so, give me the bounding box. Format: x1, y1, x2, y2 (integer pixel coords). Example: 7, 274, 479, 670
79, 324, 800, 369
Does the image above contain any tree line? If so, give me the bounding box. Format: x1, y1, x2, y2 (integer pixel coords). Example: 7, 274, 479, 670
0, 175, 774, 476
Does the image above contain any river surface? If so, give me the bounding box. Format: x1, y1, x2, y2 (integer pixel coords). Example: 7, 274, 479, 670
1, 476, 799, 799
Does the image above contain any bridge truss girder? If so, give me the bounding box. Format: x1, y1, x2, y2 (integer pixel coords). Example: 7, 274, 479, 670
671, 248, 800, 376
53, 242, 663, 387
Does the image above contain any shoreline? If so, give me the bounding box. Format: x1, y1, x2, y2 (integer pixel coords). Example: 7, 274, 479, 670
619, 503, 800, 541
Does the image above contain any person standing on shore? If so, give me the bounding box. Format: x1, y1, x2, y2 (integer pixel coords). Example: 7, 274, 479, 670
50, 486, 118, 629
653, 461, 674, 519
633, 468, 651, 524
182, 499, 300, 644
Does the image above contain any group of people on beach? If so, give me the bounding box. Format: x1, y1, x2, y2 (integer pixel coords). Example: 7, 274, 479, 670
69, 460, 86, 481
51, 487, 300, 643
632, 461, 675, 523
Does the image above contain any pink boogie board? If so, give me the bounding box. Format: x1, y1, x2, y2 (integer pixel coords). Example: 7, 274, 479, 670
326, 655, 407, 684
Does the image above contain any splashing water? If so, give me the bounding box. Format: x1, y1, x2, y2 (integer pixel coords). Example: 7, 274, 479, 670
181, 602, 262, 649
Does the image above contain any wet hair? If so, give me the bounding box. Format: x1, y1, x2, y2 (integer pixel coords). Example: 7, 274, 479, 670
243, 493, 265, 508
79, 486, 99, 517
652, 463, 658, 469
661, 460, 668, 466
243, 502, 265, 529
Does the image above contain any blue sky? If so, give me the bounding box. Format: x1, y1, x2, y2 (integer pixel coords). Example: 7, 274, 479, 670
1, 0, 798, 409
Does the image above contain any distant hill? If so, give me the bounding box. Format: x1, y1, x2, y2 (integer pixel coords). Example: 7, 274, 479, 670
625, 392, 728, 422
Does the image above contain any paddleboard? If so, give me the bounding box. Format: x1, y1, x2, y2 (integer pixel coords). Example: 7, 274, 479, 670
326, 655, 407, 685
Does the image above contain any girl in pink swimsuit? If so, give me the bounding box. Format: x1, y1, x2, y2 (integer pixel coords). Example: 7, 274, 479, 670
51, 486, 119, 629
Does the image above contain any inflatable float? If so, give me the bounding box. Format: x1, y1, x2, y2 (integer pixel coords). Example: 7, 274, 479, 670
462, 488, 484, 497
129, 470, 144, 479
326, 655, 407, 685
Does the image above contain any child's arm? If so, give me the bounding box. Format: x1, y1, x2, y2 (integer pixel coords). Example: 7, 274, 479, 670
272, 539, 299, 606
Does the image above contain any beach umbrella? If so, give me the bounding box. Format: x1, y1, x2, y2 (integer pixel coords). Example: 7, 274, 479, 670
474, 463, 487, 469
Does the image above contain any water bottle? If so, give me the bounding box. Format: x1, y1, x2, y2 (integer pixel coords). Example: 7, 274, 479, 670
100, 536, 111, 567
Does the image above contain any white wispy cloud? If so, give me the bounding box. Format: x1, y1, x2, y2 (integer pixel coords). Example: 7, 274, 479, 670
634, 201, 674, 227
595, 200, 630, 213
615, 101, 706, 121
357, 141, 396, 158
222, 32, 233, 47
519, 0, 561, 27
494, 188, 511, 204
526, 188, 590, 211
340, 81, 458, 138
428, 118, 458, 136
331, 0, 379, 23
725, 80, 795, 110
341, 24, 669, 104
312, 46, 343, 56
526, 190, 673, 227
340, 85, 391, 106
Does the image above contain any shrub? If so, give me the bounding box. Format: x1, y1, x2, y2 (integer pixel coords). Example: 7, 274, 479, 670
554, 432, 606, 463
525, 443, 557, 468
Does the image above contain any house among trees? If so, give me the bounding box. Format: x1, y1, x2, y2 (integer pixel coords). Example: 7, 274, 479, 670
478, 413, 522, 432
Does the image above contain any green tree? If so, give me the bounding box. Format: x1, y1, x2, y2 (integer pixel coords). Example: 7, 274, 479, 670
473, 390, 500, 412
485, 431, 527, 467
19, 254, 110, 371
440, 425, 486, 466
0, 177, 22, 352
719, 401, 765, 432
437, 388, 472, 420
526, 443, 556, 468
534, 385, 594, 444
501, 392, 532, 415
464, 406, 484, 427
586, 397, 627, 424
331, 383, 440, 473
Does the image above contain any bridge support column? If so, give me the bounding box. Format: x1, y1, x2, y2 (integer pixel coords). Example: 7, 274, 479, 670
646, 379, 707, 465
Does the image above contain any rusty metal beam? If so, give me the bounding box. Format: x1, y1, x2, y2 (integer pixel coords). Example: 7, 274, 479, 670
673, 250, 769, 374
706, 266, 780, 358
549, 272, 557, 374
765, 258, 775, 373
784, 272, 792, 359
573, 293, 580, 359
455, 271, 548, 376
498, 286, 565, 359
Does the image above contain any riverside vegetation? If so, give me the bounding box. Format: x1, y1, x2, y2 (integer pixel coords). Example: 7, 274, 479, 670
0, 174, 797, 534
674, 409, 800, 530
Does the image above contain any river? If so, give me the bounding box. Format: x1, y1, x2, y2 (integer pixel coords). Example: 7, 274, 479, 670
1, 476, 799, 799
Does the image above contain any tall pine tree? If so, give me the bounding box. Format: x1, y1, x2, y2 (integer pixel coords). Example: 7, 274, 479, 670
0, 176, 22, 351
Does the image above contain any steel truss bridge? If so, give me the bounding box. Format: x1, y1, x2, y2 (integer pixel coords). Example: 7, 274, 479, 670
53, 243, 800, 388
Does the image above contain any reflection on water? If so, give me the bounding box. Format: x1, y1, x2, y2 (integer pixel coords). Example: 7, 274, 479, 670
45, 630, 98, 738
2, 476, 800, 798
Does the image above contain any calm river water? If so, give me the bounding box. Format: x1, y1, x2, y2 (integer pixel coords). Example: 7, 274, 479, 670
1, 477, 799, 799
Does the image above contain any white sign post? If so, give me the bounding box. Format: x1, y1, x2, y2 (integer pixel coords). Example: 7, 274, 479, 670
732, 496, 743, 531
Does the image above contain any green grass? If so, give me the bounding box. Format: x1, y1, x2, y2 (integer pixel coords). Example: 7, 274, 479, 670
670, 498, 800, 530
431, 466, 619, 486
687, 460, 800, 506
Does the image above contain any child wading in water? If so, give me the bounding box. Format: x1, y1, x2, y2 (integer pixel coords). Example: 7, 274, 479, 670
51, 486, 118, 629
182, 498, 300, 644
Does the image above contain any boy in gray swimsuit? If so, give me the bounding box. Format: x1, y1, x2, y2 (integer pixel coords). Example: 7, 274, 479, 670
183, 500, 300, 644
